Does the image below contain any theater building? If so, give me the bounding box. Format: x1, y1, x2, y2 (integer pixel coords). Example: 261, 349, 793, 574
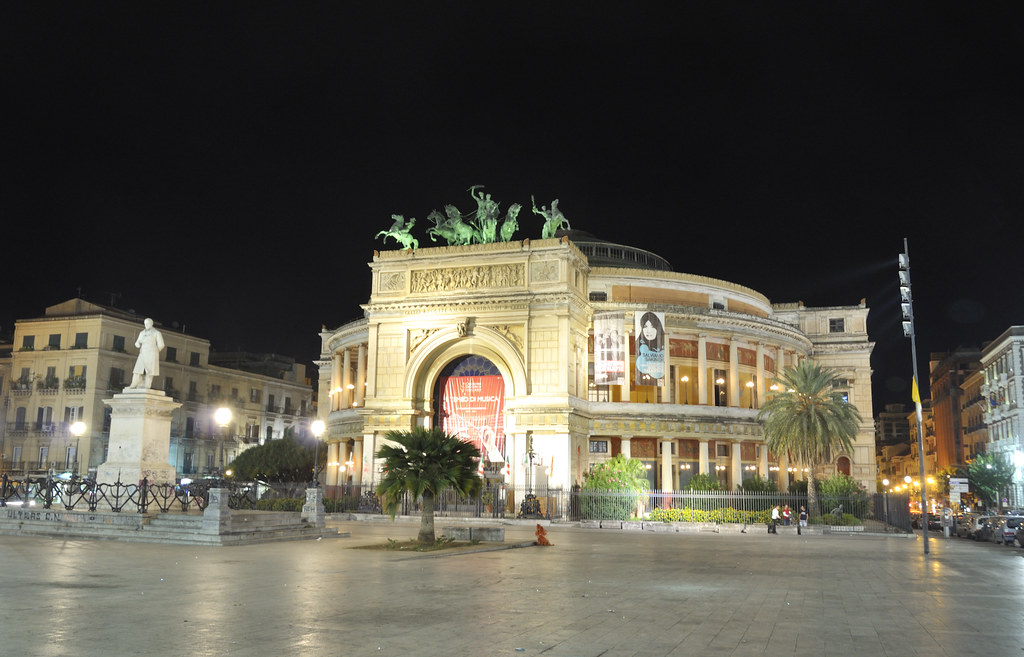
316, 231, 875, 499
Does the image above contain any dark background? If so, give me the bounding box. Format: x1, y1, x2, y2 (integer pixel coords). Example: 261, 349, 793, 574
4, 4, 1022, 412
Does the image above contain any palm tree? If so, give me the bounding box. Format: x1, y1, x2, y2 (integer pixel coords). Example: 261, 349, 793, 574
757, 361, 862, 515
375, 427, 482, 544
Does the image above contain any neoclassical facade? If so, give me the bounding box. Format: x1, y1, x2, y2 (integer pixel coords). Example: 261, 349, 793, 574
316, 233, 876, 497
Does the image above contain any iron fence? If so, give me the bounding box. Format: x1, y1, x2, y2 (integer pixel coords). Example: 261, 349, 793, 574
0, 474, 317, 514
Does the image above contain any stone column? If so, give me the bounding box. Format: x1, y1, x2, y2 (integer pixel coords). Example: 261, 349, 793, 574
342, 348, 352, 409
302, 487, 326, 529
699, 439, 709, 475
352, 437, 365, 487
697, 334, 707, 405
620, 436, 632, 459
728, 339, 739, 408
331, 351, 342, 412
355, 344, 367, 407
201, 487, 231, 535
660, 439, 674, 492
97, 388, 181, 486
731, 442, 742, 490
326, 442, 340, 488
755, 342, 765, 408
339, 441, 351, 484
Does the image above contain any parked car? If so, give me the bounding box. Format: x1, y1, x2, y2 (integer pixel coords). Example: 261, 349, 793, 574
1015, 523, 1024, 547
976, 517, 1001, 542
956, 514, 981, 538
962, 515, 994, 540
999, 516, 1024, 546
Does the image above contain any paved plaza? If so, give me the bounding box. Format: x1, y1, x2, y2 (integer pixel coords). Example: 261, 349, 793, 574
1, 519, 1021, 657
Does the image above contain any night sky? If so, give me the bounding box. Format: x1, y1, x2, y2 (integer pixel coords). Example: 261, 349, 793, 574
4, 4, 1023, 412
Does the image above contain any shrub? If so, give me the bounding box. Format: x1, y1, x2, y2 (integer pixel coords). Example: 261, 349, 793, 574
685, 473, 724, 491
580, 455, 649, 520
818, 474, 871, 520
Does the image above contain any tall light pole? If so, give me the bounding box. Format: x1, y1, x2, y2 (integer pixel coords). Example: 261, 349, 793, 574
214, 407, 231, 487
69, 421, 85, 476
311, 420, 325, 488
899, 239, 930, 555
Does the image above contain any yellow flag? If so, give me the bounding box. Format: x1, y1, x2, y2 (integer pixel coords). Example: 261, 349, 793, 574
911, 377, 921, 404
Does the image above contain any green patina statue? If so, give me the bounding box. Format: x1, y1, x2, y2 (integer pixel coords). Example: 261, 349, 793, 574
375, 214, 419, 250
378, 186, 563, 248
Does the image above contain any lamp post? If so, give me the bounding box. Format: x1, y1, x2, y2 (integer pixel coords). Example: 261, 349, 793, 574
746, 380, 755, 409
69, 421, 85, 475
899, 239, 930, 555
311, 420, 325, 488
214, 407, 231, 486
680, 375, 689, 404
882, 478, 890, 533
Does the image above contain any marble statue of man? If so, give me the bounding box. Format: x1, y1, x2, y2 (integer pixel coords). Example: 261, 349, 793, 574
130, 318, 165, 389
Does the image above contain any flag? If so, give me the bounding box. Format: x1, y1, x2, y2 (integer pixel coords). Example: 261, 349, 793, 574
911, 377, 920, 404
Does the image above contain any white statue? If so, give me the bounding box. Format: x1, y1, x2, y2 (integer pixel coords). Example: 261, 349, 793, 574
129, 318, 165, 389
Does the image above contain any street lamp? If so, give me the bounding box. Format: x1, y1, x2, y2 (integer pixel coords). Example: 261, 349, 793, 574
882, 478, 890, 533
214, 407, 231, 486
680, 375, 689, 404
311, 419, 325, 487
746, 380, 755, 408
69, 421, 85, 475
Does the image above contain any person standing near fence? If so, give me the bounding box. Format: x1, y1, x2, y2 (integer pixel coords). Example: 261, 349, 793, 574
770, 505, 780, 534
798, 505, 808, 535
782, 505, 792, 526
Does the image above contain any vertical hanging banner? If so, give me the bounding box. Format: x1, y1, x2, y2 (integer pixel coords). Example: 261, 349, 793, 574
635, 310, 666, 386
442, 375, 505, 462
594, 312, 626, 386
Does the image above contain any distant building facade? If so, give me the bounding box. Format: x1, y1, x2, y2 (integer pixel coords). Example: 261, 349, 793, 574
0, 299, 313, 479
316, 232, 877, 499
980, 326, 1024, 507
928, 348, 982, 469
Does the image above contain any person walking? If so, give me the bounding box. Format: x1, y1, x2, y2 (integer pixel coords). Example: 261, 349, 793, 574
798, 505, 808, 535
782, 505, 792, 526
770, 505, 780, 534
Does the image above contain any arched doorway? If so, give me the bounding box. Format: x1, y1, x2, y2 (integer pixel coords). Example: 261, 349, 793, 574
433, 355, 506, 467
836, 456, 851, 476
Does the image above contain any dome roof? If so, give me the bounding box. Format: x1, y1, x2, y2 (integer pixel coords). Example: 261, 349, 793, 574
556, 229, 673, 272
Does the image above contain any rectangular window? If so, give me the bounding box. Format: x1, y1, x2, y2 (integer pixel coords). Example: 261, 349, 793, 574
22, 335, 35, 350
717, 443, 730, 457
829, 318, 845, 333
74, 332, 88, 348
112, 335, 126, 352
589, 440, 609, 453
165, 346, 177, 362
110, 367, 125, 388
39, 446, 49, 468
189, 352, 200, 367
250, 388, 261, 403
48, 334, 61, 349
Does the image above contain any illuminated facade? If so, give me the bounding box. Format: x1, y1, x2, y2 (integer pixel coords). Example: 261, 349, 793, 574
316, 233, 877, 497
980, 326, 1024, 507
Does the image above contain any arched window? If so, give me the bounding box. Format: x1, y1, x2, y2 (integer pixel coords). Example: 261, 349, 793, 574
837, 456, 851, 476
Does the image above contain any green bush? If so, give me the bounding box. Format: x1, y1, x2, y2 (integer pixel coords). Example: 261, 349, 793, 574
808, 512, 862, 526
580, 455, 650, 520
685, 473, 724, 491
253, 495, 361, 513
818, 474, 871, 520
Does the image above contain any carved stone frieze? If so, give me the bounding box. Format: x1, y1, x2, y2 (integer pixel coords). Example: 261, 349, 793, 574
531, 260, 559, 282
379, 271, 406, 292
410, 263, 525, 293
409, 328, 441, 353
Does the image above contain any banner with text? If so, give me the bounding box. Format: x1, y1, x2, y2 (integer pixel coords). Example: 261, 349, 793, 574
442, 375, 505, 463
635, 310, 666, 386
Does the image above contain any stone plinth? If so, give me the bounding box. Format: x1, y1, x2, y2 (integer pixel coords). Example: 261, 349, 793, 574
96, 388, 181, 486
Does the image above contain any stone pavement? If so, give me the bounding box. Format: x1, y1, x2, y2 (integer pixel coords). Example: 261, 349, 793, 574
1, 519, 1021, 657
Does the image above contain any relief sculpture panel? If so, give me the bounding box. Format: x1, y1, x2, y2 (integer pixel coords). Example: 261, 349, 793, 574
410, 263, 524, 293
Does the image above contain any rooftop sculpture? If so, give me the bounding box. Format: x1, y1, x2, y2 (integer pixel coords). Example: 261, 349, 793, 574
376, 186, 559, 249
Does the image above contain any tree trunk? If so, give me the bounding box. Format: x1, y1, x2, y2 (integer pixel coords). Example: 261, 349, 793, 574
807, 465, 819, 518
418, 492, 436, 544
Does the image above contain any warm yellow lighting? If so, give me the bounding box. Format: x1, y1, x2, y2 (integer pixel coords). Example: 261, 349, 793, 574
681, 375, 689, 383
746, 381, 754, 388
904, 475, 913, 484
715, 377, 725, 385
214, 407, 231, 427
70, 421, 86, 437
224, 469, 233, 477
882, 478, 890, 486
311, 420, 326, 437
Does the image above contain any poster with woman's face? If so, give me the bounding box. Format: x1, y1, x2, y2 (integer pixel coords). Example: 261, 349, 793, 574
635, 311, 666, 385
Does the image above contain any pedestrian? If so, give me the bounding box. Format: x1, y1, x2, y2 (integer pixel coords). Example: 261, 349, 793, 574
798, 505, 808, 535
770, 505, 780, 534
782, 505, 792, 526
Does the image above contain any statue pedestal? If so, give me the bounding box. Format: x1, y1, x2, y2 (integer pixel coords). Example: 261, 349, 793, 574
96, 388, 181, 486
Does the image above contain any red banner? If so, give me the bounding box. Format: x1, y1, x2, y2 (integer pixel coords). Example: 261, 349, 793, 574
442, 375, 505, 462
